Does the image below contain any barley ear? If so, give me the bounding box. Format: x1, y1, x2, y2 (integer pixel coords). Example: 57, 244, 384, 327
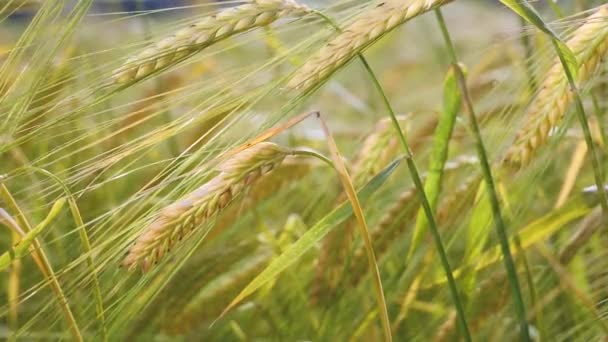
287, 0, 453, 91
505, 6, 608, 166
123, 142, 291, 272
113, 0, 311, 84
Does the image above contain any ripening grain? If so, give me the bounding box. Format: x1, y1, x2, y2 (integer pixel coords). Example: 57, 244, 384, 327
123, 142, 290, 271
287, 0, 453, 90
113, 0, 310, 83
505, 6, 608, 166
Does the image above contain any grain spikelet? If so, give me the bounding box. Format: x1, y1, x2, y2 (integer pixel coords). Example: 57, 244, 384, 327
351, 115, 408, 187
113, 0, 311, 84
287, 0, 453, 90
123, 142, 290, 271
505, 6, 608, 166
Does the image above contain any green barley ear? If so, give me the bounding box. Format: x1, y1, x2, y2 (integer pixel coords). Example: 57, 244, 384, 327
123, 142, 291, 272
113, 0, 311, 84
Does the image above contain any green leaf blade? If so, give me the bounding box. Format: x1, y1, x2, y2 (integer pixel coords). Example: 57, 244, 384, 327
217, 157, 403, 320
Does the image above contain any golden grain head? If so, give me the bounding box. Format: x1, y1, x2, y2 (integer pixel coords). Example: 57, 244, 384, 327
123, 142, 291, 271
113, 0, 311, 84
287, 0, 453, 91
504, 6, 608, 166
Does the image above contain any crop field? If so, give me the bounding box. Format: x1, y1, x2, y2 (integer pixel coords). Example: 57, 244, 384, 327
1, 0, 608, 341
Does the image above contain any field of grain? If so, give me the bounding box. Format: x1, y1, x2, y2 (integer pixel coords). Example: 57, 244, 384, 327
1, 1, 608, 340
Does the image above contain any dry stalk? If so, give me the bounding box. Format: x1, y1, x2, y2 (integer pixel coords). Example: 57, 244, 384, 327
123, 142, 291, 271
113, 0, 311, 83
559, 206, 603, 265
433, 310, 457, 342
505, 6, 608, 166
311, 115, 405, 303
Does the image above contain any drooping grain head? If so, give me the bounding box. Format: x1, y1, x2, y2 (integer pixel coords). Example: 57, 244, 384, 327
287, 0, 453, 91
123, 142, 291, 271
113, 0, 311, 84
504, 6, 608, 166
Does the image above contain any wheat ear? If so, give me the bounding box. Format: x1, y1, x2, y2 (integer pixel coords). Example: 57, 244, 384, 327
287, 0, 453, 90
505, 6, 608, 166
123, 142, 290, 271
113, 0, 311, 84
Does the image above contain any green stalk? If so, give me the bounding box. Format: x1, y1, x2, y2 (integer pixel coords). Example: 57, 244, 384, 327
29, 168, 107, 341
358, 56, 471, 342
291, 149, 334, 167
433, 9, 530, 342
312, 10, 471, 341
550, 39, 608, 213
0, 183, 83, 342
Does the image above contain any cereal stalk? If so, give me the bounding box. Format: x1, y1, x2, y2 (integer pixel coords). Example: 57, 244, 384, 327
434, 9, 527, 341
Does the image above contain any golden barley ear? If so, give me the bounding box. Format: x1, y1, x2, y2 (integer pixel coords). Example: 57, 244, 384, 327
123, 142, 291, 272
113, 0, 311, 84
504, 6, 608, 166
287, 0, 453, 91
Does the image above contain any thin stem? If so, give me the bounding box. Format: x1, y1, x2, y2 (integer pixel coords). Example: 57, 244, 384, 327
544, 0, 607, 213
312, 10, 471, 341
0, 208, 23, 342
360, 56, 472, 342
0, 183, 83, 342
29, 168, 107, 341
291, 149, 333, 168
434, 9, 530, 342
550, 39, 608, 213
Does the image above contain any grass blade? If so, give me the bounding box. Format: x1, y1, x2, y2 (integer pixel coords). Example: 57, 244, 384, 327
429, 196, 592, 286
409, 64, 463, 259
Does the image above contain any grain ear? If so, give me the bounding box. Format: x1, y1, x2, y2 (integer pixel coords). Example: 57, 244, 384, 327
113, 0, 311, 84
287, 0, 453, 91
123, 142, 291, 271
505, 6, 608, 166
